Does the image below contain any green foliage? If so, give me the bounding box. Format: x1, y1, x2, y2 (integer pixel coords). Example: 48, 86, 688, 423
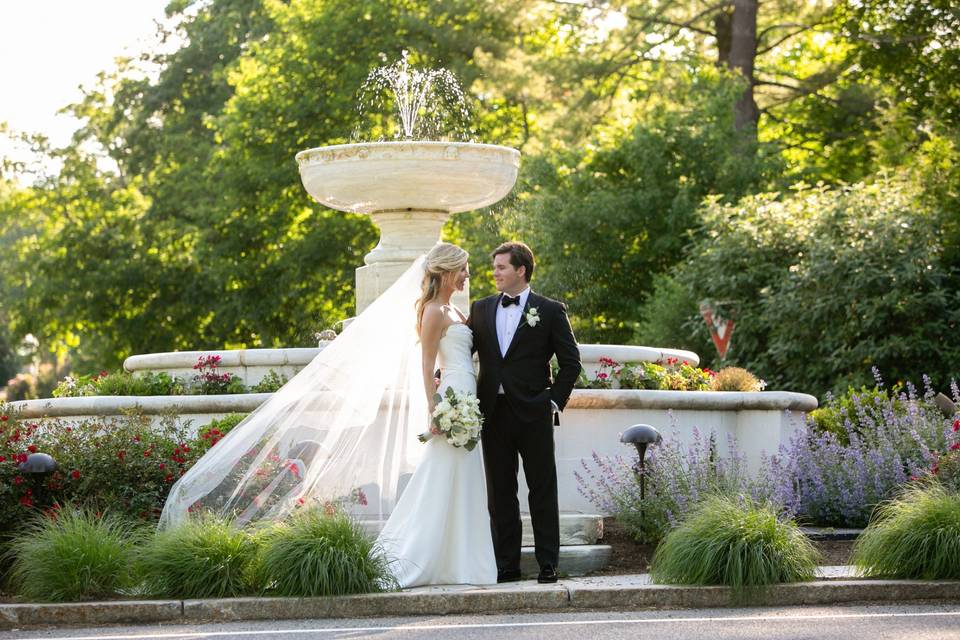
7, 510, 143, 602
634, 273, 714, 357
852, 482, 960, 579
838, 0, 960, 130
808, 385, 900, 444
512, 69, 768, 344
649, 177, 960, 395
54, 371, 187, 398
650, 495, 819, 590
139, 516, 259, 598
255, 507, 395, 596
250, 370, 288, 393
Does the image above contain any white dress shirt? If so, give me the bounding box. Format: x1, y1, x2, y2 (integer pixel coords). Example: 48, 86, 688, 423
496, 286, 531, 357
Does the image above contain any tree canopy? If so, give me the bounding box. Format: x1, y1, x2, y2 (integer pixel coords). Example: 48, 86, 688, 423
1, 0, 957, 396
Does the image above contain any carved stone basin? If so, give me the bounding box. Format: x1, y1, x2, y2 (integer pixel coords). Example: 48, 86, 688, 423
296, 140, 521, 313
295, 141, 520, 215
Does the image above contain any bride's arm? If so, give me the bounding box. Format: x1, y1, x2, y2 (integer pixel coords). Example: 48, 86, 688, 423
419, 305, 444, 411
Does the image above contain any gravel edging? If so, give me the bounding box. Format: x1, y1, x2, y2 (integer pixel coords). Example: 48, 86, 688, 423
2, 577, 960, 629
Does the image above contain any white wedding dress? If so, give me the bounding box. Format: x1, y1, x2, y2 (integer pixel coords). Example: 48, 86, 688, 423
376, 322, 497, 588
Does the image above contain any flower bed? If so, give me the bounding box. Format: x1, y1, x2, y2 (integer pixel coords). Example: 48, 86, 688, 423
50, 355, 288, 399
572, 357, 765, 392
0, 408, 246, 534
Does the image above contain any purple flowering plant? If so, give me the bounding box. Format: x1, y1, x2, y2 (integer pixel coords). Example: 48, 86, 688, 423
771, 372, 957, 527
575, 423, 772, 543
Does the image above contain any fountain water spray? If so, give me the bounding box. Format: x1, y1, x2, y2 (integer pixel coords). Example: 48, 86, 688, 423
355, 51, 472, 141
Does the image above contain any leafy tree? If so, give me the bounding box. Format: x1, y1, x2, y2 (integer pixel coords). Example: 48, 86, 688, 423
509, 69, 769, 343
645, 176, 960, 395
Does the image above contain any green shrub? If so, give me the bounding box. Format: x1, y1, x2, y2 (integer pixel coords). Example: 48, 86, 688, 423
7, 510, 143, 602
0, 408, 217, 538
852, 483, 960, 579
645, 178, 960, 394
139, 516, 258, 598
808, 385, 902, 444
250, 370, 288, 393
256, 507, 395, 596
650, 495, 819, 590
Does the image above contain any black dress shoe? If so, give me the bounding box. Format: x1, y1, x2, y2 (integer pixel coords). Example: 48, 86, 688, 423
497, 568, 522, 583
537, 565, 558, 584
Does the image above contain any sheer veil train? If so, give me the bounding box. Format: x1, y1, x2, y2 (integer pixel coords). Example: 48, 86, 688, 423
159, 257, 429, 528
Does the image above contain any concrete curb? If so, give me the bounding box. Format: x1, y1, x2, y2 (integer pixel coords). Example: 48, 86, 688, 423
2, 578, 959, 629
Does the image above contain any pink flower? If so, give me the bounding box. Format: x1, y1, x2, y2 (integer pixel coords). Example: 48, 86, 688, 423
597, 372, 608, 380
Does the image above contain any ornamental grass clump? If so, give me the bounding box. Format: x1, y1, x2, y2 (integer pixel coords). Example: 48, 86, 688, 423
255, 506, 396, 596
710, 367, 765, 392
7, 509, 143, 602
650, 495, 819, 591
852, 482, 960, 579
138, 516, 258, 598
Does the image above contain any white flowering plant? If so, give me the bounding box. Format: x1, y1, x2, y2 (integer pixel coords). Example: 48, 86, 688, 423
418, 387, 483, 451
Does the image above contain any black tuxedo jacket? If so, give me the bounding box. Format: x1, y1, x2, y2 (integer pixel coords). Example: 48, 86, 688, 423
467, 291, 582, 424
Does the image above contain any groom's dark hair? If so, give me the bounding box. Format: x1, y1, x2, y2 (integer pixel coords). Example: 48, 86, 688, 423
491, 241, 535, 282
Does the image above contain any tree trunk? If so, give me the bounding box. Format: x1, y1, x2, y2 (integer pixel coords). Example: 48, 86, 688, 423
728, 0, 760, 138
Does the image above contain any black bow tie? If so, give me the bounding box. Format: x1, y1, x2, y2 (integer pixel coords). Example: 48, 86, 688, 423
501, 294, 521, 308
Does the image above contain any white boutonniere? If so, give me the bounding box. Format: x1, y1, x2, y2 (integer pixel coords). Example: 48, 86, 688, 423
525, 307, 541, 327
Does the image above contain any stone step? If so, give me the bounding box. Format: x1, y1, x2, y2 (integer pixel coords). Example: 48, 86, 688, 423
522, 513, 603, 546
359, 513, 604, 546
520, 544, 611, 577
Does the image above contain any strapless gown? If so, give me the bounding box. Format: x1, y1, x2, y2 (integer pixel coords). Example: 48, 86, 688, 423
375, 323, 497, 587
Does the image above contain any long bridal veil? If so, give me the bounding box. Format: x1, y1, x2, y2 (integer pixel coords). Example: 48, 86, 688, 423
159, 257, 429, 529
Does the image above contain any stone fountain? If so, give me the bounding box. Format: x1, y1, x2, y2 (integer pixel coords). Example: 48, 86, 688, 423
296, 140, 519, 313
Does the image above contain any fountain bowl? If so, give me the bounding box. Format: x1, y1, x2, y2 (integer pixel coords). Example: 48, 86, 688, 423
296, 141, 520, 214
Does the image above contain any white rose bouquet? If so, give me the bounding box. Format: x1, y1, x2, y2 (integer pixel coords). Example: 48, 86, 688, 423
418, 387, 483, 451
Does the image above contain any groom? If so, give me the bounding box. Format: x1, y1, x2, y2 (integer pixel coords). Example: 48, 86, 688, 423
467, 241, 581, 584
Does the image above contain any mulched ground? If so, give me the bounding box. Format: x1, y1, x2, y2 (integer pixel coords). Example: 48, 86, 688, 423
591, 517, 855, 576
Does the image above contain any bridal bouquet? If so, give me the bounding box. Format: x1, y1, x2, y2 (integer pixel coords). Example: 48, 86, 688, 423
418, 387, 483, 451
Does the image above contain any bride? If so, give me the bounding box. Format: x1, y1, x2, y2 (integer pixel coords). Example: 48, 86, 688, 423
159, 242, 495, 588
375, 242, 496, 587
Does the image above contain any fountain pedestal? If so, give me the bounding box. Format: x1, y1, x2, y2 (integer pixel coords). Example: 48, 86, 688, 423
296, 141, 520, 313
357, 209, 468, 312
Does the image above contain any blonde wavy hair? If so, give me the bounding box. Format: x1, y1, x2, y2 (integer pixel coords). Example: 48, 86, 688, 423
416, 242, 469, 335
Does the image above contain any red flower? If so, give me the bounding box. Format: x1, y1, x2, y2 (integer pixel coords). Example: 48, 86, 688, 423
117, 450, 126, 461
0, 456, 5, 463
19, 495, 33, 507
951, 443, 960, 451
159, 463, 166, 470
65, 427, 73, 432
27, 444, 37, 453
165, 474, 174, 482
13, 476, 23, 485
597, 372, 608, 380
0, 415, 7, 421
99, 370, 109, 378
143, 449, 152, 458
953, 419, 959, 432
297, 497, 305, 505
70, 470, 81, 480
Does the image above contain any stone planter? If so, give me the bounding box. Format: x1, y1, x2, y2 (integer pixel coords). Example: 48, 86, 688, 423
122, 344, 700, 388
10, 387, 815, 515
